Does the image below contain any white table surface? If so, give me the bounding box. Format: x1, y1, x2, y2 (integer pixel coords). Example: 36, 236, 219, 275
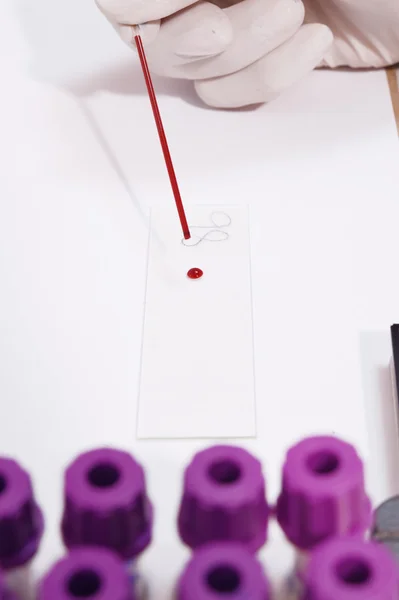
2, 0, 399, 596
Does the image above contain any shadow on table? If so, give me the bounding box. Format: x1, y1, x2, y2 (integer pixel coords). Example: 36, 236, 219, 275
13, 0, 262, 109
13, 0, 206, 225
69, 60, 260, 112
13, 0, 257, 231
13, 0, 206, 107
71, 61, 204, 107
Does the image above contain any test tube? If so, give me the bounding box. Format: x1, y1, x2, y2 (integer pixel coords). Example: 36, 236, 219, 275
38, 548, 133, 600
61, 448, 153, 598
178, 445, 268, 551
0, 569, 19, 600
276, 436, 371, 594
302, 537, 399, 600
177, 543, 270, 600
0, 458, 44, 600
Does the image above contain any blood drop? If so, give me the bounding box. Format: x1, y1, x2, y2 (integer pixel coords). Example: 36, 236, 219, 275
187, 268, 203, 280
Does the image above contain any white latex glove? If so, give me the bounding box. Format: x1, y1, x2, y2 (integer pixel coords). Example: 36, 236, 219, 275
96, 0, 399, 108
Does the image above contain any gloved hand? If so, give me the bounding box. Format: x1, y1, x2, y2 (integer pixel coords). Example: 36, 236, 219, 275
96, 0, 399, 108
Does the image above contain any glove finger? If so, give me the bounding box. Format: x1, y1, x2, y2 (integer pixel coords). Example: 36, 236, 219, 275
95, 0, 198, 26
169, 0, 305, 80
194, 23, 333, 108
139, 2, 233, 74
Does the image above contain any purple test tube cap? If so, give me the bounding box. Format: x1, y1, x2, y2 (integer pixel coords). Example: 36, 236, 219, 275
178, 543, 270, 600
303, 537, 399, 600
0, 457, 44, 569
178, 445, 268, 552
62, 448, 153, 560
276, 436, 371, 550
39, 548, 133, 600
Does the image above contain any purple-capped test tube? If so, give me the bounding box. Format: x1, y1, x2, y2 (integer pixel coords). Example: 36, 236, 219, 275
178, 445, 268, 552
276, 436, 371, 594
177, 543, 270, 600
302, 537, 399, 600
0, 570, 18, 600
61, 448, 153, 598
38, 548, 133, 600
0, 458, 44, 600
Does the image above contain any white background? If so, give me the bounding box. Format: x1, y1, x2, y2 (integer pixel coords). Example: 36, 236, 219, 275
1, 0, 399, 597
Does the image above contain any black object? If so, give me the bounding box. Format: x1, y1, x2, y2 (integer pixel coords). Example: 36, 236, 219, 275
390, 325, 399, 401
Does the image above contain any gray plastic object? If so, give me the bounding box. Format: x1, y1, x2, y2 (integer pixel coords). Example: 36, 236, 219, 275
372, 496, 399, 541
